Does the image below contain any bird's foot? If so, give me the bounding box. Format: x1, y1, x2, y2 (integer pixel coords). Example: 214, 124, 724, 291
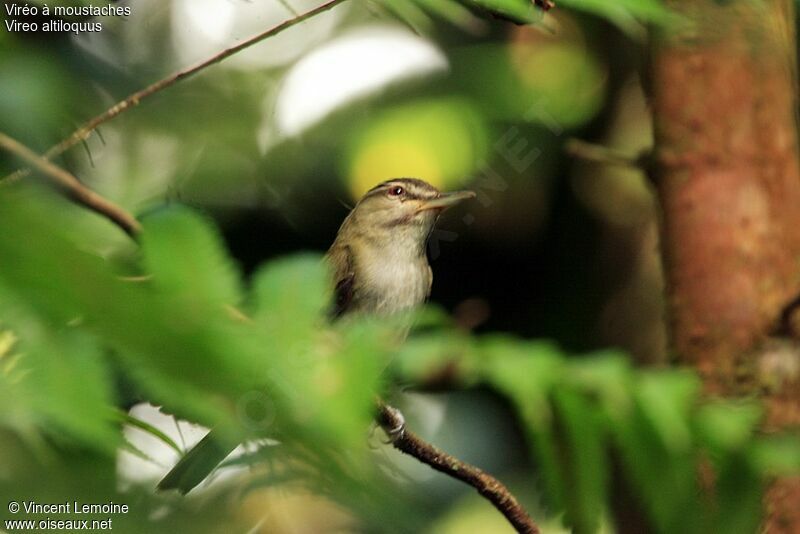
381, 405, 406, 444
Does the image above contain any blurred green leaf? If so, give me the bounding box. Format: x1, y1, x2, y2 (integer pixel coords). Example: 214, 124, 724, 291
482, 337, 568, 511
378, 0, 435, 34
141, 205, 243, 310
309, 321, 386, 448
413, 0, 487, 32
558, 0, 677, 36
0, 45, 78, 150
453, 43, 606, 128
565, 351, 633, 414
394, 331, 477, 386
553, 389, 607, 533
250, 253, 330, 338
409, 303, 455, 330
714, 453, 764, 534
635, 370, 699, 453
462, 0, 542, 24
694, 401, 763, 454
749, 435, 800, 476
0, 187, 255, 429
609, 375, 702, 532
0, 292, 118, 455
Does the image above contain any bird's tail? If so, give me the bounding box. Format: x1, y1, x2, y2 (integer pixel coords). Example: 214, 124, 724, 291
157, 430, 238, 494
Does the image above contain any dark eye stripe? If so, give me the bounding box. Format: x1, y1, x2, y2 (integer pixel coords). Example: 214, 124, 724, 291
360, 178, 440, 201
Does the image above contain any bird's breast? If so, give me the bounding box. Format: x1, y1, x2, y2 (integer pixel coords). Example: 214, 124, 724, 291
355, 249, 431, 315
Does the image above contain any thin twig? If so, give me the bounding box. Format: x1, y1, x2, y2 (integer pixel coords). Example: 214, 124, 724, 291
0, 132, 141, 238
565, 138, 650, 169
377, 403, 540, 534
2, 0, 348, 184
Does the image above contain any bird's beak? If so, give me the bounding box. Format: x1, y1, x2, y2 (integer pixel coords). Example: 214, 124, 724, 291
417, 190, 476, 213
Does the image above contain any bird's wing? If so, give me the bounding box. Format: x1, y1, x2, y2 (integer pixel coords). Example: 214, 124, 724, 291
328, 244, 356, 319
425, 264, 433, 300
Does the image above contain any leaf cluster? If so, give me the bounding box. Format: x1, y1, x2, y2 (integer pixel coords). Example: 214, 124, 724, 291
1, 185, 797, 533
394, 333, 800, 533
379, 0, 677, 36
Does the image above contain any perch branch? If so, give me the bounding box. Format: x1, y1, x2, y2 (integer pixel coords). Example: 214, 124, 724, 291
0, 132, 141, 238
377, 403, 539, 534
2, 0, 348, 183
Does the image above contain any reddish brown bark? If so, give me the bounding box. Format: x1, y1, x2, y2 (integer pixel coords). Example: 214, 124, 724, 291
651, 1, 800, 531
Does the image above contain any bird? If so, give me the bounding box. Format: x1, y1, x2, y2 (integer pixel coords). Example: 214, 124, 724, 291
157, 178, 475, 494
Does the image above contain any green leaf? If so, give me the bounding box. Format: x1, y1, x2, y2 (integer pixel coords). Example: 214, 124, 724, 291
0, 292, 118, 454
306, 321, 386, 449
453, 43, 606, 128
481, 336, 564, 401
250, 253, 330, 338
482, 337, 568, 510
462, 0, 542, 24
559, 0, 677, 36
393, 331, 477, 386
748, 435, 800, 476
608, 372, 703, 533
375, 0, 435, 34
412, 0, 487, 32
552, 389, 608, 533
0, 188, 258, 429
140, 205, 243, 310
714, 453, 765, 534
694, 401, 763, 454
565, 351, 634, 414
117, 411, 183, 455
635, 370, 700, 453
248, 253, 384, 452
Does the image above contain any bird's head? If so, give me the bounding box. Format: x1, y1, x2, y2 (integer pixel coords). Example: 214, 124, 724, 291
345, 178, 475, 243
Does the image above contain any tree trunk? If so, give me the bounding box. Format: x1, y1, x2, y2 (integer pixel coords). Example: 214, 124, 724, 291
651, 0, 800, 531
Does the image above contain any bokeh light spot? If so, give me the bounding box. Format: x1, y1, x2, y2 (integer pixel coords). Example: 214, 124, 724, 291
351, 141, 443, 198
276, 26, 447, 137
345, 98, 488, 199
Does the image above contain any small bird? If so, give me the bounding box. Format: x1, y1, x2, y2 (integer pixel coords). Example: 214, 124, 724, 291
158, 178, 475, 493
328, 178, 476, 318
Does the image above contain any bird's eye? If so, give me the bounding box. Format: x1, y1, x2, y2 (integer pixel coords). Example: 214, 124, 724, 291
388, 186, 405, 197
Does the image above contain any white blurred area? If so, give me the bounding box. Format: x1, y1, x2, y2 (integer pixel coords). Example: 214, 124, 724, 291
171, 0, 346, 69
117, 397, 453, 492
70, 1, 448, 205
271, 26, 449, 138
117, 403, 248, 491
72, 0, 345, 71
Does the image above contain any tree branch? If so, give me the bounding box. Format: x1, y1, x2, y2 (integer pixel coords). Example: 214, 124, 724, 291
377, 403, 539, 534
565, 138, 650, 169
2, 0, 348, 183
0, 132, 141, 238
